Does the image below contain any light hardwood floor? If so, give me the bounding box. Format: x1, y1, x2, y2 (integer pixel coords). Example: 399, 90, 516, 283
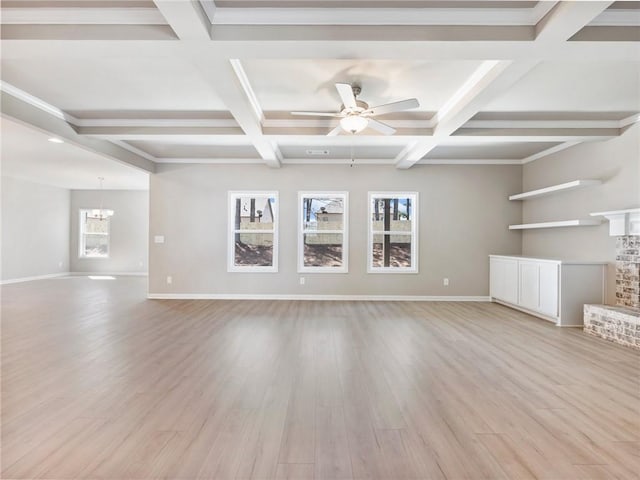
1, 276, 639, 480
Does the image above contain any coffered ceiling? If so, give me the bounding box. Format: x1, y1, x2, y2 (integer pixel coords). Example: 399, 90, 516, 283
1, 0, 639, 173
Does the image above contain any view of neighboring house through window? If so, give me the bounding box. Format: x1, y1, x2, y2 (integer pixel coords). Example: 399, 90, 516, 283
298, 192, 348, 273
79, 209, 110, 258
368, 192, 418, 273
228, 191, 278, 272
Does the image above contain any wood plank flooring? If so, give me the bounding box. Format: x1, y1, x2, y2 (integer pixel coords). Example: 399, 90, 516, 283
1, 276, 639, 479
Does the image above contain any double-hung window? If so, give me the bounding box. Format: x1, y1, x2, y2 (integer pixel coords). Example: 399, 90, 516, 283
228, 191, 278, 272
368, 192, 418, 273
298, 192, 348, 273
79, 209, 111, 258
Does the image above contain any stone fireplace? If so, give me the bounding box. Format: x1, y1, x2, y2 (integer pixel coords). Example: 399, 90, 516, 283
584, 234, 639, 349
615, 235, 640, 308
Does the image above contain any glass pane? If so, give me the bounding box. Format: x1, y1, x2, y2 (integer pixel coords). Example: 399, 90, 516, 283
85, 216, 109, 234
371, 234, 412, 268
303, 233, 343, 267
234, 233, 274, 267
84, 234, 109, 257
302, 197, 344, 231
370, 197, 413, 232
234, 196, 275, 230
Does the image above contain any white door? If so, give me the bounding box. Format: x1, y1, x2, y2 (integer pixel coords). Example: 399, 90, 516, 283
539, 263, 559, 317
519, 261, 540, 311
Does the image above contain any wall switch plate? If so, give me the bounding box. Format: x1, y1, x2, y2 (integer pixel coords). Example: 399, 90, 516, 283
166, 276, 172, 284
154, 235, 165, 244
300, 277, 305, 285
58, 261, 63, 268
443, 278, 449, 286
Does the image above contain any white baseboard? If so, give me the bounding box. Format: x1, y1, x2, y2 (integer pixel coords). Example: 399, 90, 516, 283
148, 293, 491, 302
70, 272, 148, 276
0, 272, 70, 285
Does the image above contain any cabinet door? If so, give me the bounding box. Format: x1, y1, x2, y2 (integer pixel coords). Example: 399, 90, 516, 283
503, 260, 518, 304
539, 263, 559, 317
519, 261, 540, 311
490, 257, 519, 304
490, 258, 505, 300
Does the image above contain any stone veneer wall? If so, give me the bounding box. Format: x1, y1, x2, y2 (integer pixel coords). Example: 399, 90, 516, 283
584, 305, 639, 350
584, 235, 639, 349
616, 236, 640, 308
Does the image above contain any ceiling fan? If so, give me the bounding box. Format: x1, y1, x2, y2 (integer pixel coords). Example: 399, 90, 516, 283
291, 83, 419, 136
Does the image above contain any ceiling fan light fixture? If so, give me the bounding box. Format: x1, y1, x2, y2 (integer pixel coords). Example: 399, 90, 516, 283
340, 115, 368, 134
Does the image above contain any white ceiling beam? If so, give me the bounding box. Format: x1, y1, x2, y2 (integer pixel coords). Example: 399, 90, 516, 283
1, 91, 155, 174
153, 0, 211, 40
535, 1, 614, 41
0, 8, 167, 25
198, 0, 217, 24
77, 126, 243, 137
454, 127, 620, 138
417, 158, 523, 165
210, 24, 534, 42
620, 113, 640, 128
189, 58, 280, 167
395, 59, 539, 169
590, 9, 640, 27
2, 38, 639, 63
438, 134, 616, 144
521, 141, 580, 164
262, 118, 433, 129
464, 119, 624, 129
530, 1, 559, 24
73, 118, 238, 128
211, 7, 541, 26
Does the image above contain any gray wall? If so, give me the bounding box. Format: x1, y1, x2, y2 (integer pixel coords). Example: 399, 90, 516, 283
149, 164, 522, 296
1, 176, 70, 281
70, 190, 149, 274
522, 124, 640, 304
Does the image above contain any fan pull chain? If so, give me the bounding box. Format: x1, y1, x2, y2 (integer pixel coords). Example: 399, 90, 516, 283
350, 136, 355, 168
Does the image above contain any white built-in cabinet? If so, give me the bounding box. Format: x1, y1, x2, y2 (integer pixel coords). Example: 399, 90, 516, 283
489, 255, 606, 327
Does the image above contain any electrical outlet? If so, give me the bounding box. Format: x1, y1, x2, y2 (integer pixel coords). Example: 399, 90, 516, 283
166, 276, 172, 285
300, 277, 305, 285
58, 261, 63, 268
139, 261, 143, 267
443, 278, 449, 286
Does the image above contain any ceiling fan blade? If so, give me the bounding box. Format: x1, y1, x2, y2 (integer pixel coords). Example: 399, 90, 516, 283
367, 118, 396, 135
291, 111, 342, 117
363, 98, 419, 117
327, 125, 342, 136
335, 83, 357, 109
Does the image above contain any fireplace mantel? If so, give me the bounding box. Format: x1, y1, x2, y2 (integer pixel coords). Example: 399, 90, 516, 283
590, 208, 640, 236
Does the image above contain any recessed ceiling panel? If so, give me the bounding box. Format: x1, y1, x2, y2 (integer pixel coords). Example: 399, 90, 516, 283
1, 57, 228, 111
423, 142, 561, 160
243, 59, 482, 113
1, 119, 149, 189
483, 61, 640, 112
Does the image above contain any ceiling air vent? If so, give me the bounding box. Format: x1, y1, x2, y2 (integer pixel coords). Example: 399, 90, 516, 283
306, 149, 330, 156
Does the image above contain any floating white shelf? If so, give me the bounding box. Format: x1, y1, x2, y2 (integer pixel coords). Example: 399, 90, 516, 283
509, 179, 601, 201
590, 208, 640, 236
509, 219, 602, 230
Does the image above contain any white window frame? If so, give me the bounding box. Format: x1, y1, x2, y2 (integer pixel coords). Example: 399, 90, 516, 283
298, 191, 349, 274
227, 191, 279, 273
367, 192, 418, 274
78, 208, 110, 259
